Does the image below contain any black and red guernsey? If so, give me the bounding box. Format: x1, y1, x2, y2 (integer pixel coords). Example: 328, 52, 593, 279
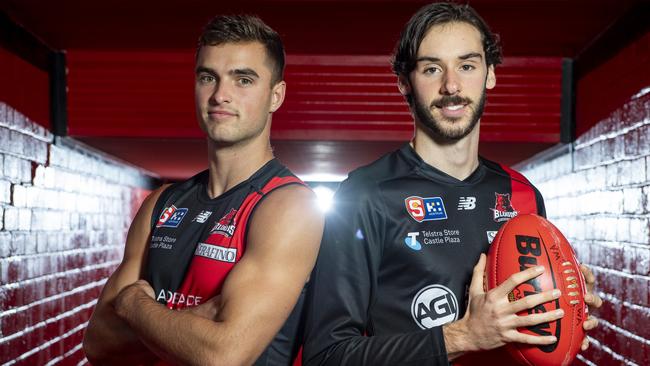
303, 143, 546, 366
144, 159, 306, 366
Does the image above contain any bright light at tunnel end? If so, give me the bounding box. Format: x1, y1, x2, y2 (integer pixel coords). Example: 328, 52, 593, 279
312, 186, 335, 212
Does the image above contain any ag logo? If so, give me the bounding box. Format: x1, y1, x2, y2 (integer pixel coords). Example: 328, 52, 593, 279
411, 284, 458, 329
405, 196, 447, 222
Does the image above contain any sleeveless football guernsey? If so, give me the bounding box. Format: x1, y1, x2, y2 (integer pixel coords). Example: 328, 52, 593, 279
145, 159, 306, 365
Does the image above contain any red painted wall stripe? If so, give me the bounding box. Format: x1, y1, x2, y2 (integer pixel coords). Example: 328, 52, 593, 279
67, 51, 562, 144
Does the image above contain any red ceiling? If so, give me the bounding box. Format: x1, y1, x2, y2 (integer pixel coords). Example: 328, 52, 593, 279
3, 0, 635, 55
1, 0, 640, 180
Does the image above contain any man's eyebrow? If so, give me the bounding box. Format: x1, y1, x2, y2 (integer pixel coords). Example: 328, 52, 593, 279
195, 66, 215, 75
415, 53, 483, 63
415, 56, 441, 63
194, 67, 260, 79
458, 52, 483, 61
230, 68, 260, 78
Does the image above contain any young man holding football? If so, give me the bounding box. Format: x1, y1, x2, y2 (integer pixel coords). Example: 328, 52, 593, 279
303, 3, 602, 365
83, 15, 324, 365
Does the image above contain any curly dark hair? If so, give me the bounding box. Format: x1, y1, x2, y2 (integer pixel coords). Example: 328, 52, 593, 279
197, 15, 285, 85
391, 2, 502, 78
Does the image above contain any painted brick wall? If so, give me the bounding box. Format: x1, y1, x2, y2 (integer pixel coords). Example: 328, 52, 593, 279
0, 102, 152, 365
518, 88, 650, 366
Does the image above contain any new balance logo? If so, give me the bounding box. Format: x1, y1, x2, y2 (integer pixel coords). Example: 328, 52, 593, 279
457, 197, 476, 210
192, 210, 212, 224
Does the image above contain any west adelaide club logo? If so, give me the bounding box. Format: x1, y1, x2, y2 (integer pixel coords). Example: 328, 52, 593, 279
210, 208, 238, 237
491, 193, 518, 222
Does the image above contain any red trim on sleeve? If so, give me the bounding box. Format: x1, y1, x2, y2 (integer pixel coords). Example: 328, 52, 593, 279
261, 176, 306, 194
499, 163, 538, 215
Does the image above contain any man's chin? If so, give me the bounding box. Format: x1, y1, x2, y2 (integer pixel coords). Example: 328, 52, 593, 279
437, 120, 472, 135
436, 131, 469, 141
421, 121, 475, 141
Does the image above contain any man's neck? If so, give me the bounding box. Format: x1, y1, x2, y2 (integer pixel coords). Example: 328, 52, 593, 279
411, 124, 481, 181
205, 136, 274, 199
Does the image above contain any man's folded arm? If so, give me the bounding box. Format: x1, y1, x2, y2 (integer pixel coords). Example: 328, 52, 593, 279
113, 184, 324, 366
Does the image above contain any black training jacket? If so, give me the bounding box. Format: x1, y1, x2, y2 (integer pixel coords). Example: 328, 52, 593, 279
303, 143, 545, 365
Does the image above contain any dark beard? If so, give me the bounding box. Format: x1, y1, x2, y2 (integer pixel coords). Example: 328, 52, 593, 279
412, 88, 487, 142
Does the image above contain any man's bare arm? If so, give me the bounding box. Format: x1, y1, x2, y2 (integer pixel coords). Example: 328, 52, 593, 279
82, 186, 169, 365
114, 185, 324, 365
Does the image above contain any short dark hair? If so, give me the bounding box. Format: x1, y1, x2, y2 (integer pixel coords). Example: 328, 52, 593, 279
391, 2, 502, 77
197, 15, 285, 85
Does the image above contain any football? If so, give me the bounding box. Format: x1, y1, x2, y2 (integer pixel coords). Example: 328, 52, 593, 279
485, 214, 588, 366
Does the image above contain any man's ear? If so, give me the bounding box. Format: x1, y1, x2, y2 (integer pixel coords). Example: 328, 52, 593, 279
398, 74, 413, 97
486, 65, 496, 90
270, 81, 286, 113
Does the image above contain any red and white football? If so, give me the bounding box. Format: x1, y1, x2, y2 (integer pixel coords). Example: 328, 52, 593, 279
486, 214, 588, 366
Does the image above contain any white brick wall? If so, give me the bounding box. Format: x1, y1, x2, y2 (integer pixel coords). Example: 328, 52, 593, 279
0, 102, 153, 365
518, 91, 650, 366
